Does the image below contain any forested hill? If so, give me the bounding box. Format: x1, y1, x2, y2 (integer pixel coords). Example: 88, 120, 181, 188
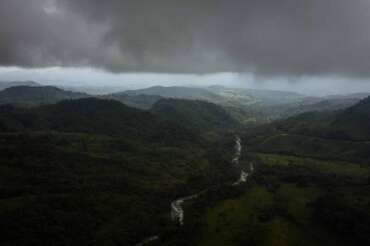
0, 86, 88, 106
332, 96, 370, 140
122, 86, 224, 102
0, 96, 239, 245
243, 96, 370, 163
0, 81, 40, 91
192, 97, 370, 246
151, 98, 239, 133
104, 93, 162, 109
0, 98, 195, 145
274, 96, 370, 141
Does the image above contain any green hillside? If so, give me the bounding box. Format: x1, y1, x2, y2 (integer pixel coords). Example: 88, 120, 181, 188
162, 97, 370, 246
151, 98, 239, 134
105, 93, 162, 109
0, 81, 40, 91
123, 86, 225, 103
240, 97, 370, 162
0, 86, 88, 106
0, 98, 196, 145
206, 86, 304, 106
0, 97, 240, 246
332, 96, 370, 140
0, 89, 369, 246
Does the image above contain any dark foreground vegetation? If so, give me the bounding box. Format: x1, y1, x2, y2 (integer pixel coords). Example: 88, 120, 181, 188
152, 97, 370, 246
0, 83, 369, 246
0, 97, 239, 245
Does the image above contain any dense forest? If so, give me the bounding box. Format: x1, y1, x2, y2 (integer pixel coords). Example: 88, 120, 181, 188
0, 84, 369, 245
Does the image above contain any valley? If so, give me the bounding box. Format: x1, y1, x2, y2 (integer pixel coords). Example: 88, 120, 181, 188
0, 81, 369, 246
2, 2, 370, 245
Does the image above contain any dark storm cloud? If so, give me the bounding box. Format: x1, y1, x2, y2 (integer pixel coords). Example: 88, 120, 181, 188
0, 0, 113, 68
1, 0, 370, 76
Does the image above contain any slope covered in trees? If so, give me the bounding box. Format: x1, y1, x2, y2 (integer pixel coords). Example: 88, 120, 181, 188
151, 98, 239, 134
0, 87, 369, 246
0, 97, 240, 245
169, 97, 370, 246
0, 86, 88, 106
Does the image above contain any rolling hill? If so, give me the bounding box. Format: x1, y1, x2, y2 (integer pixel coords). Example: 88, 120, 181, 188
206, 85, 305, 106
0, 81, 40, 91
0, 98, 196, 145
0, 97, 239, 246
104, 93, 162, 109
121, 85, 306, 107
332, 96, 370, 140
121, 86, 226, 103
175, 98, 370, 246
0, 86, 88, 106
119, 86, 366, 125
242, 96, 370, 163
0, 83, 368, 246
151, 98, 239, 133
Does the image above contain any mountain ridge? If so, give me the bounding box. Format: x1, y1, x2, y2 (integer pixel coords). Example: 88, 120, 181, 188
0, 86, 89, 106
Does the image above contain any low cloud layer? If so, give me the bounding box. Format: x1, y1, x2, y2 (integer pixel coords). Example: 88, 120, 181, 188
2, 67, 370, 96
1, 0, 370, 77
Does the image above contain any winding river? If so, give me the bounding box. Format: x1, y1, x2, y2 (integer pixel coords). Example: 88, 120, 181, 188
135, 135, 253, 245
170, 193, 199, 225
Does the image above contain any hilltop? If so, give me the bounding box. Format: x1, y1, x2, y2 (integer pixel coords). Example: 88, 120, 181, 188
0, 86, 88, 106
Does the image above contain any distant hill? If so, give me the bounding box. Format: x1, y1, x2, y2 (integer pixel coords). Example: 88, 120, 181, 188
243, 96, 370, 163
206, 87, 367, 121
104, 93, 162, 109
325, 92, 370, 100
0, 81, 40, 91
120, 85, 367, 125
122, 86, 225, 103
0, 86, 88, 106
62, 85, 131, 95
264, 97, 360, 120
151, 98, 239, 133
119, 86, 315, 124
275, 96, 370, 141
122, 85, 306, 107
206, 86, 305, 106
332, 96, 370, 140
0, 98, 194, 144
293, 98, 359, 112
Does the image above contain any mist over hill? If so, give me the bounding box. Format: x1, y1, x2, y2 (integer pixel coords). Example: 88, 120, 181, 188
0, 86, 88, 106
0, 83, 367, 124
0, 81, 40, 90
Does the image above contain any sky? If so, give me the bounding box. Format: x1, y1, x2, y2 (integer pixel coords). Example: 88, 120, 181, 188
1, 0, 370, 95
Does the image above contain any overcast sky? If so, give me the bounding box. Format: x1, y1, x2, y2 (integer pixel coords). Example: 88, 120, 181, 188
1, 0, 370, 95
